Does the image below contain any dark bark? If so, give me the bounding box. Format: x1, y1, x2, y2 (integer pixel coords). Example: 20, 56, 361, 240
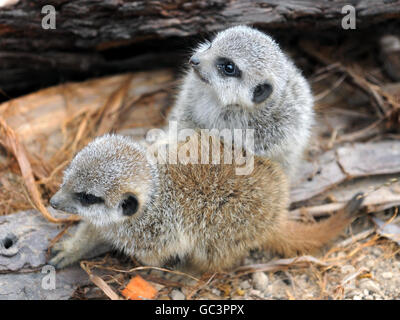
0, 0, 399, 97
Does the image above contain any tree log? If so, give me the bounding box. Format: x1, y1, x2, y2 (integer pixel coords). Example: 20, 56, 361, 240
0, 0, 399, 97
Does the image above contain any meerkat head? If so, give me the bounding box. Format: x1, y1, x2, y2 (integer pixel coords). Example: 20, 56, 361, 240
188, 25, 293, 110
50, 134, 157, 227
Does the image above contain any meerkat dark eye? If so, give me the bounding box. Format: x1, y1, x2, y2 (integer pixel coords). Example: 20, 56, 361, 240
216, 57, 241, 78
252, 82, 273, 103
224, 63, 235, 74
121, 194, 139, 216
75, 192, 103, 206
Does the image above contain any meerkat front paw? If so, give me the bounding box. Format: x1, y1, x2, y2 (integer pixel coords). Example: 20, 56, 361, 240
48, 239, 83, 269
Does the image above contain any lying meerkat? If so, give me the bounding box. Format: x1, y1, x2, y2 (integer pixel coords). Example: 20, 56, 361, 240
49, 133, 362, 273
168, 25, 314, 178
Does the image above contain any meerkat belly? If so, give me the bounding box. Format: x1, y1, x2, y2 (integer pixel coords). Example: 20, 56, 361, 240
135, 230, 193, 268
102, 212, 194, 268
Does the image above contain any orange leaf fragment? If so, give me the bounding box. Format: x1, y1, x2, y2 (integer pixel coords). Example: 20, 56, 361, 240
121, 275, 158, 300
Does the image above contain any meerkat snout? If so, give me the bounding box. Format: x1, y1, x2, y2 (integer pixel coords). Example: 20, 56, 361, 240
49, 194, 60, 210
189, 55, 200, 66
50, 190, 79, 214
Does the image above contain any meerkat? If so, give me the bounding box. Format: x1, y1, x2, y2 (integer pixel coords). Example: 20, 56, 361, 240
168, 25, 314, 178
49, 133, 363, 273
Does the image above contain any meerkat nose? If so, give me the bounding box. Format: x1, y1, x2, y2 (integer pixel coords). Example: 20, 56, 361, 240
189, 55, 200, 67
49, 196, 60, 210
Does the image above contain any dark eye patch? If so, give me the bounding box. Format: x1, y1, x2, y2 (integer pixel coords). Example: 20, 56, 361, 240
75, 192, 103, 206
216, 57, 241, 78
121, 194, 139, 216
252, 82, 273, 103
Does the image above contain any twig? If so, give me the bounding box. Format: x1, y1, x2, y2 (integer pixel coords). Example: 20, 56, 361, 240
234, 256, 329, 275
336, 119, 383, 143
80, 261, 121, 300
336, 228, 375, 248
186, 273, 217, 300
314, 74, 346, 101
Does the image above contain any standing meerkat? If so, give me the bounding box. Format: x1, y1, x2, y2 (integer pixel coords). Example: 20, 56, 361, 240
49, 134, 362, 273
168, 25, 314, 177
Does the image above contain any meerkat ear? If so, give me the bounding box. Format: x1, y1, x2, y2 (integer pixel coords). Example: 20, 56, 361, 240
252, 82, 273, 103
120, 193, 139, 216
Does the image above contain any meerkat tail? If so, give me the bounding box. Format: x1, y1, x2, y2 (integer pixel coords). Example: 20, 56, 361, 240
269, 192, 364, 256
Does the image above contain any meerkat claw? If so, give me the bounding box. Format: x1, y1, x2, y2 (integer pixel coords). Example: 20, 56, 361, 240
48, 250, 78, 269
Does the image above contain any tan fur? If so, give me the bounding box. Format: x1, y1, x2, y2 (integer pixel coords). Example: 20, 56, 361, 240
163, 153, 288, 272
266, 200, 361, 258
164, 141, 362, 272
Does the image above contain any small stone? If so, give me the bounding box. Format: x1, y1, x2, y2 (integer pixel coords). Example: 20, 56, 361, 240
211, 288, 221, 296
346, 289, 362, 298
170, 289, 185, 300
353, 295, 362, 300
382, 272, 393, 279
359, 279, 381, 295
240, 280, 251, 290
365, 259, 375, 268
150, 282, 165, 291
252, 272, 269, 291
248, 289, 262, 297
340, 265, 355, 274
184, 278, 198, 287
